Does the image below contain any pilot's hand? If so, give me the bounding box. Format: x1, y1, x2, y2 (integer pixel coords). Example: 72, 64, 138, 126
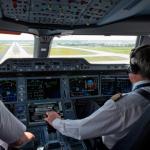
44, 111, 61, 125
10, 132, 35, 148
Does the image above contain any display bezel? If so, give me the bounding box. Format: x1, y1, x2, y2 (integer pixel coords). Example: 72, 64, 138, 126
0, 78, 18, 103
26, 77, 61, 101
68, 75, 99, 99
100, 75, 131, 96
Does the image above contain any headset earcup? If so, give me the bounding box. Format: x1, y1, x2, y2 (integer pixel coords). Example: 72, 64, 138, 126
130, 64, 140, 74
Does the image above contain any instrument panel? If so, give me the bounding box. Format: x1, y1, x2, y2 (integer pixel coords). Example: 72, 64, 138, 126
1, 75, 131, 126
0, 58, 131, 150
1, 75, 131, 103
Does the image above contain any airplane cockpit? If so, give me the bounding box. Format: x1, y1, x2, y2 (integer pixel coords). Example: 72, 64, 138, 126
0, 0, 150, 150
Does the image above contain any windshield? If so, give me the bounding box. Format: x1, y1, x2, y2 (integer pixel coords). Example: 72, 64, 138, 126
49, 35, 136, 64
0, 34, 136, 64
0, 33, 34, 63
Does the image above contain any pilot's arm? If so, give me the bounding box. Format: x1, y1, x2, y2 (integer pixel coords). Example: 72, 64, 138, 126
45, 99, 123, 140
0, 101, 34, 149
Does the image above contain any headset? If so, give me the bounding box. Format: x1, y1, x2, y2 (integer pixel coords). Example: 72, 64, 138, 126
129, 45, 150, 74
129, 47, 140, 74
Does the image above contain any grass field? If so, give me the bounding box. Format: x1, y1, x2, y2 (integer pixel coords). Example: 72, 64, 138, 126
85, 56, 127, 62
76, 46, 132, 54
22, 46, 95, 55
22, 46, 129, 62
50, 47, 94, 55
21, 45, 132, 56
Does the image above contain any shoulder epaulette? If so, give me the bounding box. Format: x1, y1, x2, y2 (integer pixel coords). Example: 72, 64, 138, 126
111, 93, 122, 102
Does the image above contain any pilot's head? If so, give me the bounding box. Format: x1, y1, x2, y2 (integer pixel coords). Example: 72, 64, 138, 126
128, 45, 150, 83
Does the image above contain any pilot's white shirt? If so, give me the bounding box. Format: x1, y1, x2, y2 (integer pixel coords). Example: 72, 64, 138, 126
52, 80, 150, 149
0, 101, 26, 150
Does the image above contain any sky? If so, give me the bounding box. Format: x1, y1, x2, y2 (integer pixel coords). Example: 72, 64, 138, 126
0, 33, 34, 40
0, 33, 137, 41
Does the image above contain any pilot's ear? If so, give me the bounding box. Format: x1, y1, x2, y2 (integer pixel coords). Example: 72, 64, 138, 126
129, 73, 143, 84
128, 73, 136, 84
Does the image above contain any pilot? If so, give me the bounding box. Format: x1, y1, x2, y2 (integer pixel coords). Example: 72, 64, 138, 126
0, 100, 35, 150
44, 45, 150, 150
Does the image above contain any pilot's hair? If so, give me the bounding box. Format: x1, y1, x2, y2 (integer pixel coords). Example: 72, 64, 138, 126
130, 45, 150, 79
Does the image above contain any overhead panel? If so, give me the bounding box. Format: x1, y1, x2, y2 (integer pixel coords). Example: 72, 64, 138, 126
1, 0, 29, 22
0, 0, 120, 26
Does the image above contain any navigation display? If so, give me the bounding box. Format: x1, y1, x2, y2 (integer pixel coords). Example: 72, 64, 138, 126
101, 75, 131, 95
69, 76, 98, 97
0, 80, 17, 102
27, 79, 60, 100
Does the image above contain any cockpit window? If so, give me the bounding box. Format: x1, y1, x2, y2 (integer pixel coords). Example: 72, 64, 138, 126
0, 34, 136, 64
49, 36, 136, 64
0, 33, 34, 63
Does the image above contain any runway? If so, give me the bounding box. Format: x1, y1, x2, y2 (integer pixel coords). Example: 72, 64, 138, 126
0, 42, 32, 63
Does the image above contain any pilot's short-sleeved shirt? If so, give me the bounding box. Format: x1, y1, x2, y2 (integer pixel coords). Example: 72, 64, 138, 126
0, 101, 26, 147
51, 80, 150, 149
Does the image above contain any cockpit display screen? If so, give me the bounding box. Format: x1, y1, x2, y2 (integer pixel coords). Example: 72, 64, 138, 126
69, 76, 99, 97
0, 80, 17, 102
101, 75, 132, 95
27, 79, 60, 100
